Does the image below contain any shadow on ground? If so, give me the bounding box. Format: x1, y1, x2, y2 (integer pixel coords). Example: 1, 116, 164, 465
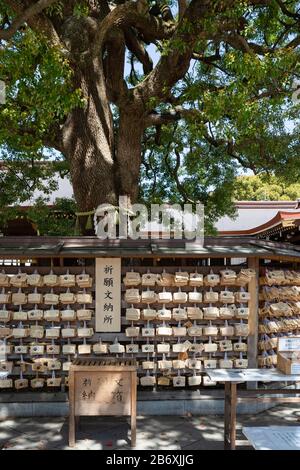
0, 404, 300, 450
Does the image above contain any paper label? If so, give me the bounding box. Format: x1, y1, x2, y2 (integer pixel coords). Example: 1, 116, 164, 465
278, 337, 300, 352
291, 363, 300, 374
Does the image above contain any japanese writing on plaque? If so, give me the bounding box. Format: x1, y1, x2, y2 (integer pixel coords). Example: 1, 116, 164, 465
81, 377, 95, 401
77, 373, 130, 411
96, 258, 121, 332
111, 378, 124, 404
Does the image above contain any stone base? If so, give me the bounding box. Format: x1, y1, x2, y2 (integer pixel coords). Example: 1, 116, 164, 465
0, 390, 277, 418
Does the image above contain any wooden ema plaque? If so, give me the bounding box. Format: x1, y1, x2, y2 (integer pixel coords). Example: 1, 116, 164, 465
69, 358, 137, 448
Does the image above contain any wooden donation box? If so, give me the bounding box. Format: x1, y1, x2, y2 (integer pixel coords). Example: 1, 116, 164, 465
69, 357, 137, 447
277, 336, 300, 375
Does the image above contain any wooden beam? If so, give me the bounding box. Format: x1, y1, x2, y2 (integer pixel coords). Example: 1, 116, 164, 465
68, 370, 76, 447
247, 257, 259, 389
131, 371, 137, 448
230, 383, 237, 450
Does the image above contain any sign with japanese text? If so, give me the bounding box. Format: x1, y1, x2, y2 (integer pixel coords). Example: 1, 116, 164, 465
74, 371, 131, 415
95, 257, 121, 332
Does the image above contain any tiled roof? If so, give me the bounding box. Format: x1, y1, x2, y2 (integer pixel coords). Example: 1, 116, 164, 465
0, 236, 299, 259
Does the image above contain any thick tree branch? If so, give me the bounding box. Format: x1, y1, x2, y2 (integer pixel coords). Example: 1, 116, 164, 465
0, 0, 57, 40
129, 53, 139, 85
192, 50, 233, 75
286, 35, 300, 50
124, 28, 153, 75
144, 112, 180, 127
104, 28, 127, 104
224, 31, 300, 55
134, 0, 211, 104
275, 0, 300, 19
93, 0, 175, 59
144, 106, 206, 128
192, 51, 221, 64
178, 0, 188, 19
85, 0, 175, 106
134, 0, 256, 105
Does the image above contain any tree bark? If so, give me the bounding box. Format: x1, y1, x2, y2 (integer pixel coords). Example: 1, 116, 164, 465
61, 57, 118, 211
116, 107, 145, 205
61, 56, 145, 212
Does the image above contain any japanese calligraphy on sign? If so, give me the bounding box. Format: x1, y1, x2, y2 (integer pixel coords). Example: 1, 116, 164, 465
74, 371, 131, 415
96, 258, 121, 332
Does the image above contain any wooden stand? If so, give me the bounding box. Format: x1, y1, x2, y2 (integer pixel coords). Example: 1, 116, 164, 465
207, 369, 300, 450
69, 357, 137, 448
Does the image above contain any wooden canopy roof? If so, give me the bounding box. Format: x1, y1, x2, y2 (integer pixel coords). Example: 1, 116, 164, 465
0, 236, 300, 260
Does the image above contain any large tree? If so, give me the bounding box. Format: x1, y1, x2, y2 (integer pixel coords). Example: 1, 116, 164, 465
1, 0, 300, 230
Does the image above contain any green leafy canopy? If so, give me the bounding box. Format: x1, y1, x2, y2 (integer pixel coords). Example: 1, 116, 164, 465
0, 2, 83, 208
1, 1, 300, 234
233, 174, 300, 201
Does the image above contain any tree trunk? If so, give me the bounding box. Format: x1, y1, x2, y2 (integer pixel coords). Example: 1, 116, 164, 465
116, 108, 144, 205
62, 57, 117, 211
61, 57, 145, 214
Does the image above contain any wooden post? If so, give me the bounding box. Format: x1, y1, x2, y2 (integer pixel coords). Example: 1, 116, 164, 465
69, 370, 75, 448
230, 383, 237, 450
224, 382, 231, 450
131, 371, 137, 448
75, 416, 80, 431
247, 257, 259, 389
